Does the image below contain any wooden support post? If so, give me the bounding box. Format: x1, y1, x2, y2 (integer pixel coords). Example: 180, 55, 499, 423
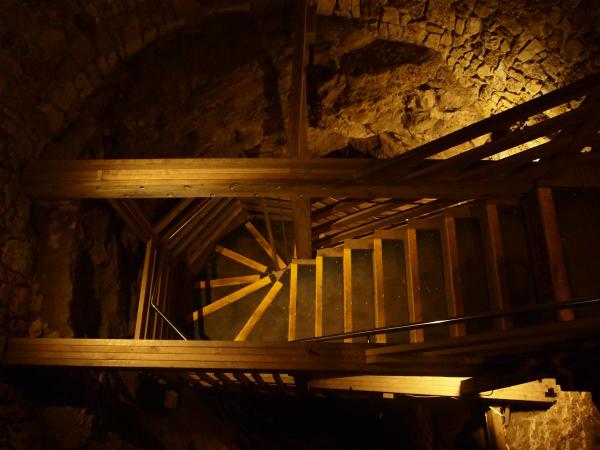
536, 188, 575, 321
372, 239, 387, 343
405, 228, 424, 343
481, 203, 512, 330
288, 0, 310, 159
292, 197, 312, 259
288, 263, 298, 341
343, 248, 353, 343
315, 255, 324, 337
135, 239, 155, 339
442, 217, 466, 337
235, 281, 283, 341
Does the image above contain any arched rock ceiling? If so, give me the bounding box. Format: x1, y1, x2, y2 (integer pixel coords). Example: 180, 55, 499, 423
0, 0, 599, 165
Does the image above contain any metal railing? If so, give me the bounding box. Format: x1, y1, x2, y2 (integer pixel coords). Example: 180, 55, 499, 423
293, 296, 600, 343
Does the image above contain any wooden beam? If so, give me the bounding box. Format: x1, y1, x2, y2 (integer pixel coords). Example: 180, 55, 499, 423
405, 228, 424, 343
288, 263, 298, 341
441, 217, 466, 337
315, 255, 324, 337
288, 0, 310, 158
536, 188, 575, 321
188, 276, 272, 320
196, 275, 261, 289
343, 248, 353, 343
372, 239, 386, 343
214, 245, 268, 273
134, 239, 155, 339
245, 222, 286, 268
481, 203, 512, 330
23, 158, 533, 200
353, 73, 600, 180
235, 281, 283, 341
292, 197, 312, 258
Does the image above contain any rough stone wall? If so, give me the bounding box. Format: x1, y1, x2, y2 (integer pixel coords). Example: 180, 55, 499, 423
505, 391, 600, 450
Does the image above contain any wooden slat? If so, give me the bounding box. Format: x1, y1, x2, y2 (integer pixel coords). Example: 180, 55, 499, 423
245, 221, 286, 268
196, 275, 261, 289
343, 248, 352, 343
235, 281, 283, 341
187, 276, 272, 320
288, 263, 298, 341
405, 228, 424, 343
372, 239, 386, 343
214, 245, 268, 273
312, 199, 366, 222
315, 256, 324, 337
536, 188, 574, 321
482, 204, 512, 330
442, 217, 466, 337
135, 240, 155, 339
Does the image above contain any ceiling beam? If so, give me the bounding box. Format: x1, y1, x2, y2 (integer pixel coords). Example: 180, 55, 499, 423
23, 158, 535, 199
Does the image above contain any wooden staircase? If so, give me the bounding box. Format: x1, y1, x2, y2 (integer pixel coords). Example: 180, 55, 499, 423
192, 188, 592, 348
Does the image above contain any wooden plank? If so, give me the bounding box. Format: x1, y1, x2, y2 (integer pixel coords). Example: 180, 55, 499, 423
134, 240, 155, 339
261, 198, 281, 269
442, 217, 466, 337
482, 204, 512, 330
372, 239, 386, 343
288, 263, 298, 341
405, 228, 424, 343
315, 256, 324, 337
245, 221, 286, 268
371, 239, 387, 343
536, 188, 574, 321
343, 248, 353, 343
234, 281, 283, 341
214, 245, 268, 273
309, 376, 557, 403
196, 275, 261, 289
187, 276, 272, 320
22, 158, 533, 200
292, 197, 312, 259
312, 200, 366, 222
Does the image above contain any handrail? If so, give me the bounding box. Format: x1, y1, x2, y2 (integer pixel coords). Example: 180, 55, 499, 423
293, 296, 600, 343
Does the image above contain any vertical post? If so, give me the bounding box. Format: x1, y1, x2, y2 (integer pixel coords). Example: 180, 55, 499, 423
372, 239, 387, 343
343, 248, 353, 343
315, 255, 324, 337
135, 239, 155, 339
442, 217, 466, 337
405, 228, 424, 343
537, 188, 575, 321
288, 263, 298, 341
481, 203, 512, 330
292, 197, 313, 259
